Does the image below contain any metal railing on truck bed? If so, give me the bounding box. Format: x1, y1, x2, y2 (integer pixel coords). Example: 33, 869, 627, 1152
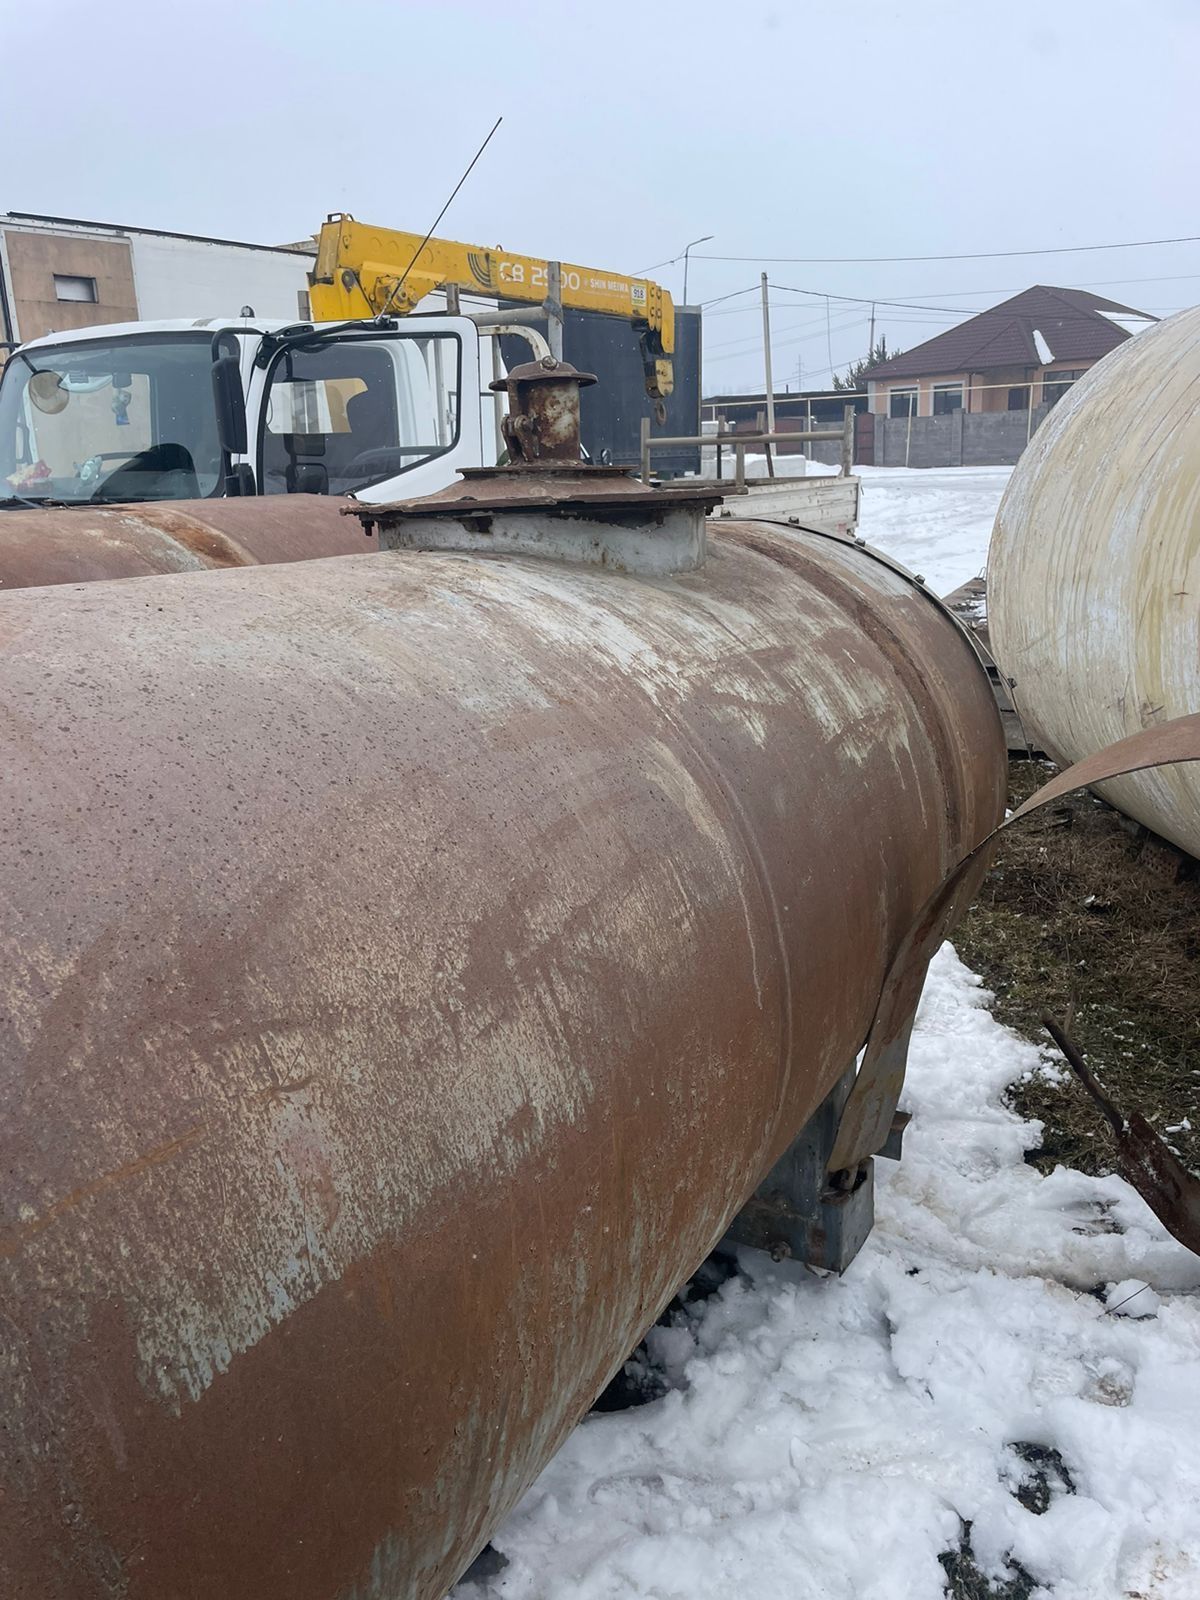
639, 406, 855, 486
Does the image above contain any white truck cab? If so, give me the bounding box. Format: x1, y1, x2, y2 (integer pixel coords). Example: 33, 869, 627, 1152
0, 314, 861, 539
0, 314, 494, 509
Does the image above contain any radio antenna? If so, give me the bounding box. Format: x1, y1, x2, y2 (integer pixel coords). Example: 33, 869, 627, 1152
377, 115, 503, 321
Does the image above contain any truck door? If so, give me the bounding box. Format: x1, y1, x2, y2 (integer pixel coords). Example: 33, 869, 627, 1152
252, 321, 482, 500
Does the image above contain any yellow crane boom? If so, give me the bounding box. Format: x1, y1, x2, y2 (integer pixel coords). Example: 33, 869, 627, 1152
309, 214, 675, 399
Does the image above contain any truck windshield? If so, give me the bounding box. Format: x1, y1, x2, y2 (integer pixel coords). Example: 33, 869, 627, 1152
0, 334, 222, 504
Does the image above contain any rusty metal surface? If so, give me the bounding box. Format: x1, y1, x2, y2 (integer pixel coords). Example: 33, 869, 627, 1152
989, 306, 1200, 858
355, 464, 725, 524
0, 519, 1004, 1600
1043, 1016, 1200, 1259
0, 496, 377, 591
830, 711, 1200, 1176
492, 356, 596, 465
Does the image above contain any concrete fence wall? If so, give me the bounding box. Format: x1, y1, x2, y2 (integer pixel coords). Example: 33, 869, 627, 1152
806, 438, 844, 467
873, 404, 1053, 468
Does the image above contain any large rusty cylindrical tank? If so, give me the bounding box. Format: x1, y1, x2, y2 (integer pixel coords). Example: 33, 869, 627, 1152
0, 520, 1004, 1599
989, 306, 1200, 857
0, 495, 376, 591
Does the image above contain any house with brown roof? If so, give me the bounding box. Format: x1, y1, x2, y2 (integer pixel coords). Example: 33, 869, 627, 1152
864, 286, 1156, 419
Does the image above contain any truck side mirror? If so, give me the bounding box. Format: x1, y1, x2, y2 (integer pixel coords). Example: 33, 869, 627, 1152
212, 353, 248, 456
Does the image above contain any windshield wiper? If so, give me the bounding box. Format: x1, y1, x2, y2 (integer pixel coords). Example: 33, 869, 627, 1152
254, 316, 403, 365
0, 494, 71, 510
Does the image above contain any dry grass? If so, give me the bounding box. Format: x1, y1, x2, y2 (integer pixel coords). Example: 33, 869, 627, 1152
952, 762, 1200, 1177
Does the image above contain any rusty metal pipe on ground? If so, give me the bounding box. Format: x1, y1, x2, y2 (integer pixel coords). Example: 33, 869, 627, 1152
0, 495, 375, 590
0, 369, 1005, 1599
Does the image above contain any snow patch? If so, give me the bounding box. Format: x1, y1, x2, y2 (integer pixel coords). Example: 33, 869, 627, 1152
1033, 327, 1055, 364
854, 463, 1012, 595
1096, 311, 1157, 337
1105, 1279, 1161, 1319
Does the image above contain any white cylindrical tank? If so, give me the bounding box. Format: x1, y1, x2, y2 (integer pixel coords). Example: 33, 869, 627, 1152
989, 306, 1200, 858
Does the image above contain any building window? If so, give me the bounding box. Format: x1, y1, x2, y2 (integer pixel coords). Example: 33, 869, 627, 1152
889, 388, 917, 419
932, 383, 963, 415
1008, 386, 1030, 411
1042, 368, 1086, 408
53, 275, 98, 303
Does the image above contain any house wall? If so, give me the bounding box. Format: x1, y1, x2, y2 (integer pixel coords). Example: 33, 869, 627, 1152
869, 357, 1109, 417
1032, 359, 1099, 408
1, 227, 138, 344
975, 366, 1033, 412
127, 233, 312, 321
869, 371, 973, 419
0, 220, 316, 366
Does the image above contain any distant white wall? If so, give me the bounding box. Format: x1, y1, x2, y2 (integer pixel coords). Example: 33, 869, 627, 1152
128, 233, 314, 321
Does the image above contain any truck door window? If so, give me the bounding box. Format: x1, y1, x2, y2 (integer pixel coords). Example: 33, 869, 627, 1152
259, 334, 461, 496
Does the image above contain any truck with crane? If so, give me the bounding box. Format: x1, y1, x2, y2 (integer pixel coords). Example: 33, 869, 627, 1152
0, 216, 683, 509
0, 214, 857, 540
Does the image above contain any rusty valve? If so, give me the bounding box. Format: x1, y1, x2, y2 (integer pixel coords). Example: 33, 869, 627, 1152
492, 357, 597, 466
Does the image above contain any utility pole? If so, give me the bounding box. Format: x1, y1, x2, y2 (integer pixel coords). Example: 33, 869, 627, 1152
868, 301, 877, 362
761, 272, 776, 437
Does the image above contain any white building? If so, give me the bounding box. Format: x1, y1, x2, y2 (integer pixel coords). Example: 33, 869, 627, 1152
0, 212, 315, 355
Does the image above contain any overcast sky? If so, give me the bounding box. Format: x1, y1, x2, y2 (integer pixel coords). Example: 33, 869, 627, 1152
5, 0, 1198, 392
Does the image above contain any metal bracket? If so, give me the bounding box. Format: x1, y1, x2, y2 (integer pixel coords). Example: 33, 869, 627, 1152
722, 1064, 875, 1274
880, 1110, 911, 1162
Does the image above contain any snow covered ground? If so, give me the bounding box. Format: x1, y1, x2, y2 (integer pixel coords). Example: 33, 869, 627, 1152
718, 457, 1012, 596
854, 464, 1013, 597
462, 947, 1200, 1600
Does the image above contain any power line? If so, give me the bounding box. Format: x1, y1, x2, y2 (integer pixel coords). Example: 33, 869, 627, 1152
631, 254, 683, 276
775, 283, 1023, 314
701, 273, 1200, 320
775, 346, 868, 386
700, 283, 760, 309
694, 234, 1200, 266
873, 271, 1200, 302
705, 301, 844, 350
632, 263, 1199, 320
771, 284, 1166, 333
705, 324, 860, 366
703, 265, 1180, 383
704, 311, 866, 366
